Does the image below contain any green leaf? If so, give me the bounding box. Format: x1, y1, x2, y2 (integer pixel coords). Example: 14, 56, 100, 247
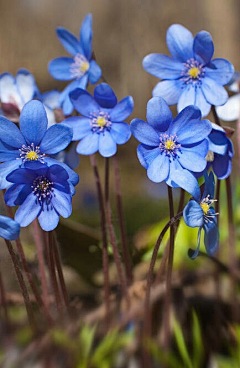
173, 317, 193, 368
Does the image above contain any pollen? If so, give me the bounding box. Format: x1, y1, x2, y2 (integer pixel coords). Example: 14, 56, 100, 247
79, 61, 89, 73
96, 116, 107, 128
26, 151, 38, 161
90, 111, 112, 132
188, 67, 200, 79
164, 140, 176, 151
200, 202, 210, 215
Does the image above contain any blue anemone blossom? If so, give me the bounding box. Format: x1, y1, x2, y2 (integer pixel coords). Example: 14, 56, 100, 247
143, 24, 234, 117
0, 215, 20, 241
130, 97, 212, 198
61, 83, 134, 157
4, 162, 75, 231
0, 100, 78, 189
183, 171, 219, 259
48, 14, 101, 115
0, 69, 62, 127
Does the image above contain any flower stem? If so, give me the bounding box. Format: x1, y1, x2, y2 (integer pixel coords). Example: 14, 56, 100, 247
105, 157, 130, 308
90, 155, 110, 320
113, 155, 133, 286
0, 266, 8, 323
211, 105, 221, 126
4, 239, 37, 332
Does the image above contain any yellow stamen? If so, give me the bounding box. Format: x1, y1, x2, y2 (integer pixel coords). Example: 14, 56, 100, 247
188, 67, 200, 79
165, 140, 175, 151
96, 116, 107, 127
200, 203, 209, 215
26, 151, 38, 161
79, 61, 89, 73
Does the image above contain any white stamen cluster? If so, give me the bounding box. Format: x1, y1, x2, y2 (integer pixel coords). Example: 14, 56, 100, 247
200, 195, 218, 223
70, 53, 89, 79
18, 143, 45, 163
32, 176, 53, 203
181, 58, 205, 85
159, 133, 181, 160
90, 111, 112, 133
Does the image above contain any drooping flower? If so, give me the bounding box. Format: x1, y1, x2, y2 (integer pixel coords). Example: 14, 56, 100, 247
48, 14, 101, 115
130, 96, 212, 198
143, 24, 234, 117
0, 100, 78, 189
4, 162, 75, 231
61, 83, 133, 157
183, 171, 219, 259
0, 69, 62, 126
216, 72, 240, 121
0, 215, 20, 240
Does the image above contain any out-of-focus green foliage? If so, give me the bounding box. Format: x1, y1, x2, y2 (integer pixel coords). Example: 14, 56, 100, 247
215, 325, 240, 368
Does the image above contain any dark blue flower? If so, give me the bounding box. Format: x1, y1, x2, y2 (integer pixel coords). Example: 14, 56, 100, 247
0, 100, 78, 189
0, 215, 20, 240
61, 83, 133, 157
5, 162, 75, 231
183, 171, 219, 259
143, 24, 234, 117
130, 97, 212, 198
48, 14, 101, 115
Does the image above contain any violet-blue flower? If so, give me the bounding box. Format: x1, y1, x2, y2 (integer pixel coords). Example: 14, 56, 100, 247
4, 162, 75, 231
61, 83, 133, 157
0, 100, 78, 189
48, 14, 101, 115
143, 24, 234, 117
183, 171, 219, 259
130, 96, 212, 198
0, 215, 20, 241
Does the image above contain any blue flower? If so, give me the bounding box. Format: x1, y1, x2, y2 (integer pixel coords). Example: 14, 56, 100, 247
0, 69, 62, 127
48, 14, 102, 115
4, 162, 75, 231
61, 83, 133, 157
130, 97, 212, 198
0, 100, 78, 189
183, 171, 219, 259
143, 24, 234, 117
0, 215, 20, 240
216, 72, 240, 121
206, 123, 234, 179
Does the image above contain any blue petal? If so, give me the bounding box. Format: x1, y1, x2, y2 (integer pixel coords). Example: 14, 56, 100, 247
183, 200, 204, 227
216, 94, 240, 122
69, 88, 100, 116
153, 80, 183, 105
38, 203, 59, 231
202, 77, 228, 106
48, 164, 69, 183
147, 154, 169, 183
166, 24, 194, 62
110, 123, 131, 144
212, 151, 232, 180
177, 84, 196, 113
171, 169, 201, 199
110, 96, 134, 122
130, 119, 160, 146
76, 133, 99, 155
143, 54, 183, 79
170, 106, 212, 144
19, 100, 48, 146
15, 193, 40, 227
195, 87, 211, 117
16, 69, 37, 104
52, 189, 72, 218
59, 142, 80, 169
193, 31, 214, 65
62, 116, 91, 140
189, 227, 202, 259
48, 57, 75, 81
41, 90, 61, 109
7, 168, 37, 184
80, 14, 92, 60
88, 60, 101, 84
202, 171, 215, 200
205, 58, 234, 86
137, 144, 160, 169
0, 149, 19, 161
0, 215, 20, 241
40, 124, 72, 154
99, 131, 117, 157
203, 212, 219, 255
56, 27, 83, 56
179, 141, 208, 172
94, 83, 117, 108
44, 157, 79, 186
0, 160, 22, 189
208, 125, 228, 155
5, 184, 32, 206
59, 79, 81, 107
0, 117, 26, 148
146, 97, 172, 132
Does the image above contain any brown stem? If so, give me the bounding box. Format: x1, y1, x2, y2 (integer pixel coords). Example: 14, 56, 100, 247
226, 177, 237, 276
0, 266, 8, 322
47, 231, 62, 314
113, 156, 133, 285
211, 105, 221, 126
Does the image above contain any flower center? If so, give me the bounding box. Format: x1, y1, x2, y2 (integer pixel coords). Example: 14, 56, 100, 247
181, 58, 205, 85
159, 133, 181, 159
70, 54, 90, 79
200, 202, 210, 215
90, 111, 112, 133
200, 195, 218, 223
32, 175, 53, 203
19, 143, 45, 163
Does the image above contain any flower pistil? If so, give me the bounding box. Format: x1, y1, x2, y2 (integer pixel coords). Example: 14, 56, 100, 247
90, 111, 112, 133
181, 58, 205, 85
70, 54, 90, 79
159, 133, 181, 159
